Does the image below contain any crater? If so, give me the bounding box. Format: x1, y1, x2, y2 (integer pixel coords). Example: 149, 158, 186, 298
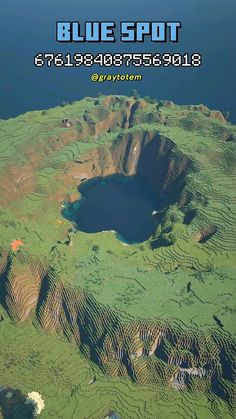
62, 131, 193, 244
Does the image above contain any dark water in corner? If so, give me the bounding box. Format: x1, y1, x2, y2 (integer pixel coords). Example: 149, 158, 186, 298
0, 387, 35, 419
63, 174, 167, 243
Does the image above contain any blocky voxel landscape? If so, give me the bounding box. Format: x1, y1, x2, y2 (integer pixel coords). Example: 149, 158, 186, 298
0, 95, 235, 418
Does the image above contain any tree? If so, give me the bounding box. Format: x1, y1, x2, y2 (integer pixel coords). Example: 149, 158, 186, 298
92, 244, 100, 252
144, 95, 157, 104
223, 110, 230, 120
131, 89, 140, 100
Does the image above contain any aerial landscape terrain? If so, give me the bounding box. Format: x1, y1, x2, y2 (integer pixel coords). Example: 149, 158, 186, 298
0, 94, 235, 418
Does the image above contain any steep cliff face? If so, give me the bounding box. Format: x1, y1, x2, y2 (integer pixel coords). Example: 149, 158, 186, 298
0, 250, 235, 408
0, 251, 46, 322
62, 130, 192, 205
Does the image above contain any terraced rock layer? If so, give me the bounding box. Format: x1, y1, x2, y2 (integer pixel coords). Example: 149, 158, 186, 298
0, 249, 235, 413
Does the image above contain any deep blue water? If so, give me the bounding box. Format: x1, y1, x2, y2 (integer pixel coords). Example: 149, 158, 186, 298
0, 387, 34, 418
63, 175, 166, 243
0, 0, 236, 122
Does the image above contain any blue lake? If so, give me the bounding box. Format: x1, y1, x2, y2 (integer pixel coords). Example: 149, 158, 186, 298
63, 174, 169, 243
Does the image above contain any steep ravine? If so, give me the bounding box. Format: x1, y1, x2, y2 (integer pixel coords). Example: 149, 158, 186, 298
0, 246, 235, 410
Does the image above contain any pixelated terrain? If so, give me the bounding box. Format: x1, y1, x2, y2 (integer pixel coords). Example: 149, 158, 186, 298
0, 95, 235, 418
